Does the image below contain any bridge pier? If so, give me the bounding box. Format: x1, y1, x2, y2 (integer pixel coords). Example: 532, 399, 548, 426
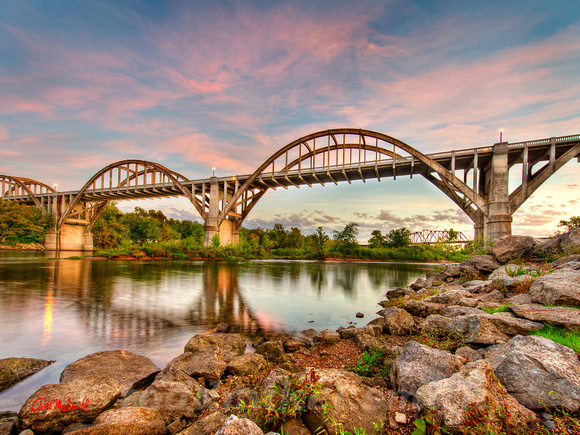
485, 142, 512, 240
44, 224, 93, 251
203, 177, 240, 246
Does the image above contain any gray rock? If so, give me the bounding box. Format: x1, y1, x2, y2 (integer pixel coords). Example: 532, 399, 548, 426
184, 333, 246, 362
402, 300, 444, 317
279, 418, 311, 435
462, 280, 492, 293
166, 346, 227, 381
459, 255, 500, 275
227, 353, 268, 376
424, 289, 473, 305
379, 307, 416, 335
66, 407, 165, 435
528, 270, 580, 307
410, 277, 427, 291
390, 341, 464, 398
486, 335, 580, 410
284, 338, 307, 352
0, 411, 17, 435
561, 228, 580, 252
506, 293, 533, 304
440, 264, 461, 279
455, 346, 482, 362
457, 297, 479, 308
153, 366, 212, 409
509, 304, 580, 331
473, 290, 505, 303
550, 254, 580, 269
440, 306, 486, 317
316, 329, 341, 344
18, 376, 121, 434
0, 358, 54, 392
302, 368, 387, 435
422, 313, 541, 345
385, 288, 407, 299
354, 333, 382, 351
138, 380, 197, 425
255, 341, 289, 364
490, 235, 537, 264
59, 350, 159, 397
416, 360, 537, 432
215, 414, 263, 435
178, 411, 227, 435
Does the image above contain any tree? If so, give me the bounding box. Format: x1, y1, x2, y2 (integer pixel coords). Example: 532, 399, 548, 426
0, 200, 52, 242
287, 227, 303, 249
91, 203, 130, 249
368, 230, 385, 248
447, 228, 459, 242
558, 216, 580, 231
309, 226, 329, 259
333, 222, 359, 253
385, 227, 412, 248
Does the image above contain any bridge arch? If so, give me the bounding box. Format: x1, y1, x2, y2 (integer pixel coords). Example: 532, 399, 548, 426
57, 160, 203, 231
0, 175, 55, 213
218, 128, 486, 228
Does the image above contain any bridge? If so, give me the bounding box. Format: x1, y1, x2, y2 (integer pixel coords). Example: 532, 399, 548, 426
410, 230, 470, 244
2, 128, 579, 250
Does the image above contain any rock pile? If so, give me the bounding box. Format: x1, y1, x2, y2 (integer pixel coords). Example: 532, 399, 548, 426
4, 233, 580, 434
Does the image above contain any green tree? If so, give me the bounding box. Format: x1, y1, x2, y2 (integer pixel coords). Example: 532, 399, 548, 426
287, 227, 303, 249
91, 203, 130, 249
558, 216, 580, 231
309, 226, 329, 259
122, 207, 162, 243
386, 227, 412, 247
0, 200, 52, 242
368, 230, 385, 248
447, 228, 459, 242
333, 222, 359, 253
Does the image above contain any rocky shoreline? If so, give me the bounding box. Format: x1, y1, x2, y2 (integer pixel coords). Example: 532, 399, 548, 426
1, 230, 579, 434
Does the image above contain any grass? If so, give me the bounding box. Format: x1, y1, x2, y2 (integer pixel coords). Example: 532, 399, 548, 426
532, 325, 580, 354
480, 305, 512, 314
350, 349, 391, 378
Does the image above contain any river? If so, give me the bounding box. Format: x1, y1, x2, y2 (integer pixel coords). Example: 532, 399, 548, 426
0, 251, 441, 411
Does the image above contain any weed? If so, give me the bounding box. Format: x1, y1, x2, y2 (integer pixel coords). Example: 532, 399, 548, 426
460, 270, 485, 283
490, 278, 509, 296
412, 410, 450, 435
512, 276, 535, 294
230, 369, 323, 432
532, 325, 580, 354
414, 329, 464, 353
351, 349, 391, 378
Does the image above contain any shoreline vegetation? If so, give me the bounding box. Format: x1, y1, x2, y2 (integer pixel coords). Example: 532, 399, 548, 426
1, 202, 473, 263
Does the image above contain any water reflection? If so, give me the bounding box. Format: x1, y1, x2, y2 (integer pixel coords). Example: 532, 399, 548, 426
41, 288, 54, 348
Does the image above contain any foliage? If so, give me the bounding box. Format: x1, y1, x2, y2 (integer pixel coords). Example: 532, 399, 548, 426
532, 325, 580, 354
558, 216, 580, 231
232, 369, 323, 432
0, 200, 52, 243
460, 270, 485, 283
480, 305, 512, 314
332, 223, 359, 253
309, 226, 329, 260
211, 234, 220, 247
367, 230, 385, 249
351, 349, 391, 378
490, 278, 509, 296
412, 410, 450, 435
385, 227, 412, 248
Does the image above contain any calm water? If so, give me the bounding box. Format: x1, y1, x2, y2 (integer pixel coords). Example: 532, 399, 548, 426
0, 251, 441, 411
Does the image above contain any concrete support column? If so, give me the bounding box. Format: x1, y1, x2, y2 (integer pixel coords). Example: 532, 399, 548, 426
44, 225, 93, 251
204, 177, 220, 246
486, 142, 512, 241
473, 210, 485, 242
203, 177, 241, 246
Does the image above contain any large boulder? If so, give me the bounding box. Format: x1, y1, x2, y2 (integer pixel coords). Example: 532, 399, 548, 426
402, 300, 444, 318
18, 376, 121, 434
422, 313, 541, 345
424, 289, 473, 305
486, 335, 580, 410
459, 255, 500, 276
528, 270, 580, 307
416, 360, 536, 433
184, 333, 246, 362
66, 407, 165, 435
60, 350, 159, 397
166, 346, 227, 381
303, 369, 387, 435
490, 235, 537, 264
390, 341, 464, 398
379, 307, 416, 335
138, 380, 198, 425
226, 353, 267, 376
0, 357, 54, 392
178, 411, 228, 435
215, 414, 263, 435
509, 304, 580, 331
561, 228, 580, 252
255, 341, 289, 364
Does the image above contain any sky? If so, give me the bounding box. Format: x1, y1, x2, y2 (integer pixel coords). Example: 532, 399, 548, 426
1, 0, 580, 241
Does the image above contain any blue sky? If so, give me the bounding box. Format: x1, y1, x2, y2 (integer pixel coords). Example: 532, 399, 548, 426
1, 0, 579, 240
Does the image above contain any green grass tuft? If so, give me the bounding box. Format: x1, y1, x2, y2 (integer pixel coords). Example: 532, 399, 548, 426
532, 325, 580, 354
480, 305, 512, 314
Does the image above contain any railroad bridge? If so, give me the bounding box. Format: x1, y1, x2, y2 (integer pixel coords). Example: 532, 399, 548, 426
2, 129, 579, 250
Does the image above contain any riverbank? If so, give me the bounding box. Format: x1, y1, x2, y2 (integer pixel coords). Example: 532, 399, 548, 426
0, 243, 44, 251
2, 232, 580, 434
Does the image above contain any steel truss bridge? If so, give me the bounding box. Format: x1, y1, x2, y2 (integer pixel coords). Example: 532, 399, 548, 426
2, 129, 579, 249
411, 230, 470, 244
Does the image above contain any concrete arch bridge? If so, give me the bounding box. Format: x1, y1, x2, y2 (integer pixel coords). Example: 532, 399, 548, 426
1, 128, 579, 250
